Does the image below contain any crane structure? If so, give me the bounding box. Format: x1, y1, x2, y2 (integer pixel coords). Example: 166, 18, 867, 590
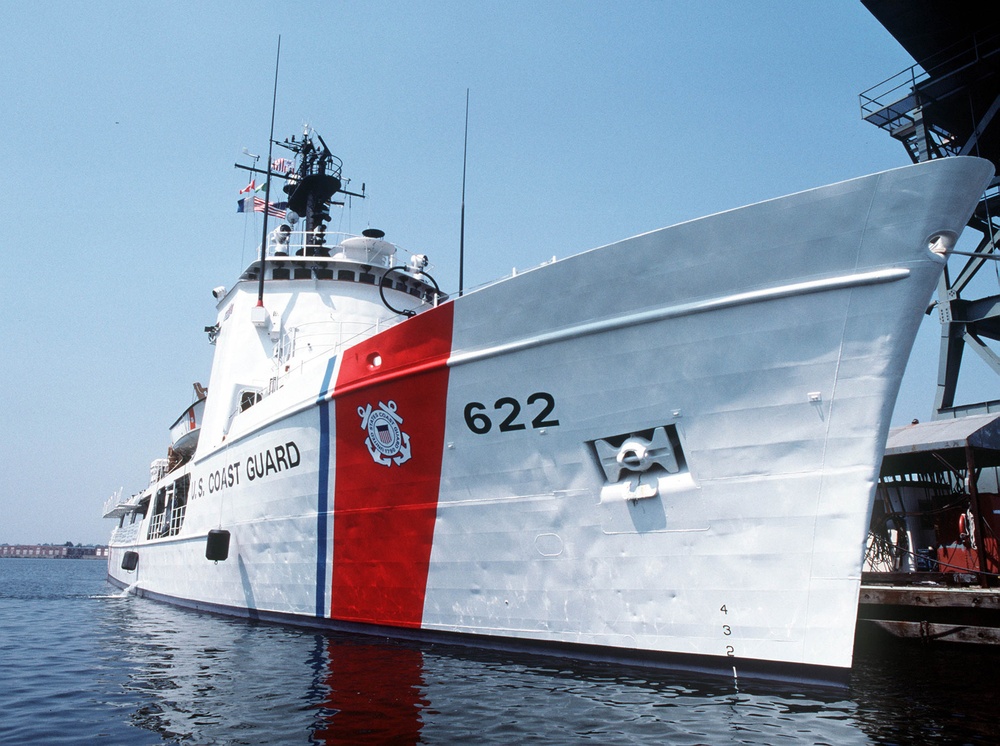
861, 0, 1000, 418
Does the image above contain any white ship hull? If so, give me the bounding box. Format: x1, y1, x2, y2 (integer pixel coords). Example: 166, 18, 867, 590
106, 155, 994, 682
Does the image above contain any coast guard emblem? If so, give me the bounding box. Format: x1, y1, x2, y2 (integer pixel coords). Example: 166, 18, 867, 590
358, 400, 412, 467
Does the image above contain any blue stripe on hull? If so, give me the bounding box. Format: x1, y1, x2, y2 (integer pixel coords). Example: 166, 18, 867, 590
315, 355, 337, 618
316, 399, 331, 618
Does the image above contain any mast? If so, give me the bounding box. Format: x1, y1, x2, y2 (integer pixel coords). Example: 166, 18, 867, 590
256, 36, 281, 310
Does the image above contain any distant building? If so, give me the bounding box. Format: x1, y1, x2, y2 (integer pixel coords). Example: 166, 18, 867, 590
0, 544, 108, 559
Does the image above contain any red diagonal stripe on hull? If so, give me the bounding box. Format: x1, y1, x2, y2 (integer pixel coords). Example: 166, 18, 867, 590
331, 303, 453, 627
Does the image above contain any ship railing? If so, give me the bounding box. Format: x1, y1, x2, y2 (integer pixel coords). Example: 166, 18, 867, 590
859, 64, 926, 133
223, 317, 404, 429
462, 255, 561, 296
110, 522, 141, 546
259, 230, 438, 272
275, 318, 400, 366
103, 488, 145, 519
860, 28, 1000, 138
166, 504, 186, 537
102, 488, 124, 517
147, 513, 165, 540
265, 231, 395, 269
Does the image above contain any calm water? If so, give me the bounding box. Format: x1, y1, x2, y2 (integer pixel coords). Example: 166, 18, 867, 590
1, 559, 998, 745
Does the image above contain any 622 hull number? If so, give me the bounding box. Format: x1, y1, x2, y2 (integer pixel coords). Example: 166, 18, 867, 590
464, 392, 559, 435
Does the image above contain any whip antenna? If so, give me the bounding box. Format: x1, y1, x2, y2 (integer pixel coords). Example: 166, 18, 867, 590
459, 89, 469, 297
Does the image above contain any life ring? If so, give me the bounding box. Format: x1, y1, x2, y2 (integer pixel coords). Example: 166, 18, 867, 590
958, 512, 967, 537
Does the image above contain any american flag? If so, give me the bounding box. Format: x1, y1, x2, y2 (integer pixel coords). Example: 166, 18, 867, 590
253, 196, 288, 219
271, 158, 294, 174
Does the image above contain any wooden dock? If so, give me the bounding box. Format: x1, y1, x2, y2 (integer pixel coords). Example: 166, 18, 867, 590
859, 580, 1000, 644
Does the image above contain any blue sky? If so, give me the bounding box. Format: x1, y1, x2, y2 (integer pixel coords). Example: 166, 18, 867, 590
1, 2, 992, 544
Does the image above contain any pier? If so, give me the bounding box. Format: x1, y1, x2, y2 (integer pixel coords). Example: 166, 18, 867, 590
859, 415, 1000, 642
856, 1, 1000, 646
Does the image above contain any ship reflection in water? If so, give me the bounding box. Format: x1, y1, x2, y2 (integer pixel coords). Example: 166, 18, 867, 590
96, 591, 1000, 744
313, 640, 427, 743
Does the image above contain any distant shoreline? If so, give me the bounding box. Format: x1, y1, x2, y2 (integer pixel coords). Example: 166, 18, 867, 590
1, 545, 108, 560
0, 555, 106, 560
